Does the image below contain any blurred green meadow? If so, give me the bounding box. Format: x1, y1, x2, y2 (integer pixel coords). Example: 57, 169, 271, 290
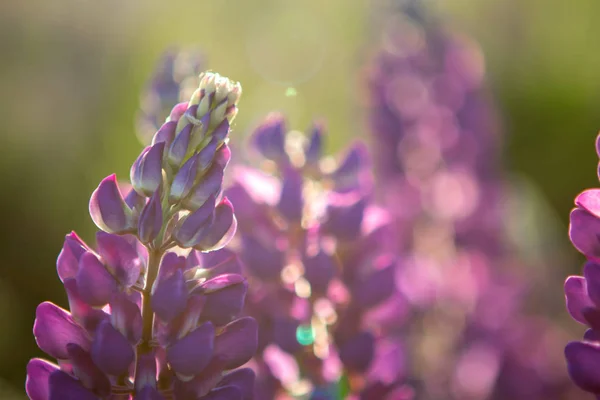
1, 0, 600, 396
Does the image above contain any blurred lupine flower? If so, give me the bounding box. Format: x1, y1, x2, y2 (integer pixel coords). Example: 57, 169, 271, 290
26, 71, 258, 399
137, 48, 204, 144
223, 113, 408, 399
366, 2, 572, 399
564, 133, 600, 396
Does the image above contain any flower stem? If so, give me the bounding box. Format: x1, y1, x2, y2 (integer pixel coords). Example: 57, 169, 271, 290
138, 247, 162, 354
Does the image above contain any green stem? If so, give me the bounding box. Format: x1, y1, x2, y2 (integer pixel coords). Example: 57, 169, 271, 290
137, 248, 162, 354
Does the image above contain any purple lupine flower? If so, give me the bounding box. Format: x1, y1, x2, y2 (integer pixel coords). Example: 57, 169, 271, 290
564, 133, 600, 396
224, 114, 403, 399
366, 3, 573, 399
26, 71, 257, 399
137, 48, 204, 144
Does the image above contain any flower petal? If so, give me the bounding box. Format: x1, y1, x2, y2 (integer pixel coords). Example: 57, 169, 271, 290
565, 276, 594, 325
167, 322, 214, 376
33, 302, 90, 360
26, 358, 58, 400
91, 320, 134, 376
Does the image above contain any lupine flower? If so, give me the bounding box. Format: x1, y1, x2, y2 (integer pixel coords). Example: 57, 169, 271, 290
26, 71, 257, 400
366, 2, 572, 399
564, 133, 600, 396
223, 113, 405, 399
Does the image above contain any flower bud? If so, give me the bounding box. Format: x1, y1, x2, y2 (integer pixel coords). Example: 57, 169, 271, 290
167, 322, 215, 377
168, 123, 192, 168
89, 174, 134, 234
194, 198, 236, 252
56, 231, 90, 282
151, 269, 188, 322
138, 190, 163, 244
183, 164, 224, 211
131, 143, 165, 197
91, 320, 135, 376
173, 195, 216, 248
170, 153, 200, 204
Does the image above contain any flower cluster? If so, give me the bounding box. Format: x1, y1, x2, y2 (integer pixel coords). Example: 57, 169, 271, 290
564, 134, 600, 395
367, 6, 572, 399
224, 114, 405, 398
26, 71, 258, 400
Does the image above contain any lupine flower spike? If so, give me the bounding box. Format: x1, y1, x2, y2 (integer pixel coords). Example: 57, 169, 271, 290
224, 113, 405, 399
564, 133, 600, 396
26, 71, 257, 400
367, 1, 572, 398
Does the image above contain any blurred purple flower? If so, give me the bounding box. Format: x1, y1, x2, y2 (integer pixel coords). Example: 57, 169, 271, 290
366, 3, 572, 399
225, 113, 401, 398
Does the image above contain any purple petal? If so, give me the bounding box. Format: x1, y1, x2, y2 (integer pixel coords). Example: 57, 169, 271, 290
565, 276, 595, 325
169, 102, 189, 121
199, 250, 243, 278
48, 370, 97, 400
251, 113, 287, 162
213, 317, 258, 370
565, 341, 600, 393
158, 252, 187, 281
26, 358, 58, 400
173, 195, 216, 248
303, 250, 336, 294
33, 302, 90, 360
322, 195, 366, 241
240, 235, 284, 281
135, 386, 166, 400
152, 269, 188, 322
138, 189, 163, 243
200, 275, 248, 326
204, 386, 242, 400
353, 260, 396, 309
194, 198, 236, 252
89, 174, 134, 234
125, 186, 147, 211
304, 122, 324, 168
217, 368, 255, 400
76, 252, 117, 306
152, 120, 177, 147
183, 164, 224, 211
167, 322, 215, 376
277, 168, 303, 223
196, 138, 219, 172
338, 331, 375, 372
329, 142, 368, 189
131, 142, 165, 197
134, 351, 158, 393
211, 119, 231, 143
66, 343, 110, 397
576, 189, 600, 219
170, 152, 200, 203
569, 208, 600, 261
110, 293, 143, 344
63, 279, 109, 334
213, 143, 231, 170
585, 261, 600, 307
91, 320, 134, 376
168, 123, 192, 167
96, 232, 142, 287
586, 328, 600, 342
56, 232, 89, 282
